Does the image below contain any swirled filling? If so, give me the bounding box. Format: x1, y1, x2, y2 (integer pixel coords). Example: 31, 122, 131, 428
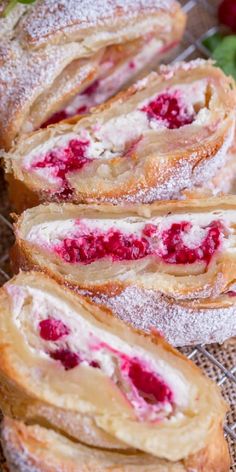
24, 78, 206, 198
42, 319, 174, 418
26, 216, 225, 266
38, 317, 173, 407
53, 220, 223, 265
7, 283, 191, 422
40, 319, 174, 419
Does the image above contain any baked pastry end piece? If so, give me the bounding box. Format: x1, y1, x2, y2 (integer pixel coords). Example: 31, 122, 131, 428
0, 271, 229, 468
0, 417, 230, 472
0, 0, 186, 150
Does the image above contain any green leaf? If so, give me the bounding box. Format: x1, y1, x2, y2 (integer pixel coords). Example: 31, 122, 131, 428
17, 0, 36, 3
202, 32, 224, 53
213, 35, 236, 79
1, 0, 36, 16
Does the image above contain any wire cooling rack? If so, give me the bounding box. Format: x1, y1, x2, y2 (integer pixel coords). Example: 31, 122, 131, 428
0, 0, 235, 469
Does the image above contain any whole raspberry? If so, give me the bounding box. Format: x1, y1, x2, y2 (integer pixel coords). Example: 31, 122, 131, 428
218, 0, 236, 32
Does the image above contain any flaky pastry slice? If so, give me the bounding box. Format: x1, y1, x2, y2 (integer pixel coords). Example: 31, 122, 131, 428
0, 272, 229, 470
0, 0, 185, 150
1, 416, 230, 472
13, 197, 236, 346
5, 60, 236, 207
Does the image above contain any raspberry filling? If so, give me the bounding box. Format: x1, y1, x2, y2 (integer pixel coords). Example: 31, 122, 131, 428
161, 221, 223, 264
55, 229, 150, 264
81, 79, 100, 97
31, 89, 198, 195
49, 349, 80, 370
127, 360, 173, 405
53, 219, 223, 266
39, 318, 70, 341
32, 139, 91, 198
42, 110, 69, 128
49, 348, 102, 371
142, 92, 195, 129
42, 80, 101, 127
38, 321, 173, 413
226, 291, 236, 297
38, 318, 101, 371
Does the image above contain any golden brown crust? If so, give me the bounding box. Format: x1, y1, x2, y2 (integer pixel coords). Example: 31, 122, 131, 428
6, 174, 40, 214
184, 424, 230, 472
184, 147, 236, 199
16, 0, 182, 48
0, 417, 230, 472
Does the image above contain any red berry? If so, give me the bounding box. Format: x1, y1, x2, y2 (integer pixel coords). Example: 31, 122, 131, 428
128, 360, 173, 404
90, 360, 100, 368
32, 138, 91, 199
142, 224, 158, 237
50, 348, 80, 370
55, 228, 151, 264
81, 79, 100, 97
53, 219, 223, 267
42, 110, 68, 128
141, 93, 194, 129
39, 318, 70, 341
161, 220, 222, 265
218, 0, 236, 32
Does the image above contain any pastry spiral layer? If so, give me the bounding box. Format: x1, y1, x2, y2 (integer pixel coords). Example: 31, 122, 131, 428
12, 196, 236, 346
0, 272, 229, 470
6, 60, 236, 206
0, 0, 185, 149
1, 416, 230, 472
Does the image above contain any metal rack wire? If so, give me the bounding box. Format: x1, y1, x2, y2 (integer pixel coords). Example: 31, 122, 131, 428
0, 0, 235, 469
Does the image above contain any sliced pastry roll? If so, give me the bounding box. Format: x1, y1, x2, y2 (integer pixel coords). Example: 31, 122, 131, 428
0, 272, 229, 470
5, 60, 236, 207
0, 0, 185, 150
13, 197, 236, 346
1, 416, 230, 472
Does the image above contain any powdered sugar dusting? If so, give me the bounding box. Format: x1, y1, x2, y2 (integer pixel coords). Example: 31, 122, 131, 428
0, 0, 183, 147
135, 59, 209, 92
0, 40, 93, 135
1, 422, 41, 472
95, 122, 235, 204
84, 286, 236, 347
158, 59, 211, 80
0, 3, 27, 40
20, 0, 176, 45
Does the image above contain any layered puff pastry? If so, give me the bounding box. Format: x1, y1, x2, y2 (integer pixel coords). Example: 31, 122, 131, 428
0, 0, 186, 150
5, 60, 236, 207
12, 197, 236, 346
0, 272, 230, 471
1, 416, 230, 472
